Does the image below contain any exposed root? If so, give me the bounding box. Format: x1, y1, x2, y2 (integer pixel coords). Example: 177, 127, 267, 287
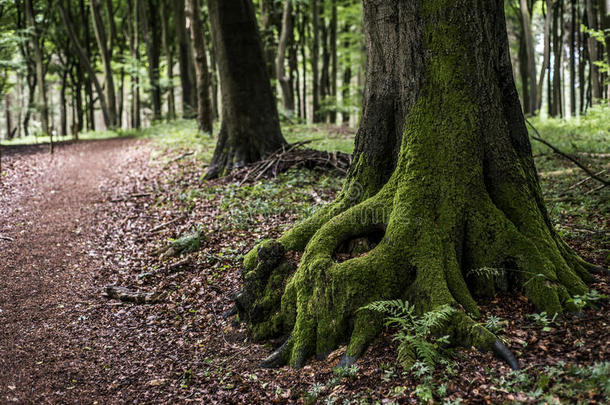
103, 285, 164, 304
492, 340, 520, 370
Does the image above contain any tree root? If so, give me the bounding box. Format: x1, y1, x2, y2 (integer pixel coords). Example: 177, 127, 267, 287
103, 285, 164, 304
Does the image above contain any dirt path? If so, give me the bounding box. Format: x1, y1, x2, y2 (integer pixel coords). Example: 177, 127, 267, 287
0, 138, 152, 403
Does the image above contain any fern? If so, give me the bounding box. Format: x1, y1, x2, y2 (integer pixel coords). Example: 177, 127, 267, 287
362, 300, 455, 369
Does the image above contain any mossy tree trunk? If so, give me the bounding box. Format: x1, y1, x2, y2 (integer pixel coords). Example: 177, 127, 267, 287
205, 0, 287, 179
234, 0, 598, 369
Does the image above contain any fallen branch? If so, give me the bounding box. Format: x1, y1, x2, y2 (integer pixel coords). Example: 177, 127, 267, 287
568, 169, 607, 190
102, 285, 164, 304
526, 119, 609, 187
149, 215, 186, 234
165, 151, 195, 166
0, 235, 13, 242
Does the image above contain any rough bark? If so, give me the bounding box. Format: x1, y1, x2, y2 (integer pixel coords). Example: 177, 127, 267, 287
233, 0, 597, 370
205, 0, 287, 178
186, 0, 214, 133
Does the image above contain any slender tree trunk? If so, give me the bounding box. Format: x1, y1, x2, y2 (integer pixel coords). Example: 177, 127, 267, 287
5, 93, 13, 140
586, 0, 601, 102
205, 0, 287, 178
90, 0, 117, 126
537, 0, 553, 111
59, 70, 68, 136
142, 0, 162, 121
25, 0, 50, 144
551, 0, 563, 117
160, 0, 176, 120
570, 0, 577, 116
276, 0, 295, 112
311, 0, 321, 122
600, 0, 610, 84
174, 0, 195, 117
578, 1, 587, 113
186, 0, 214, 133
519, 0, 537, 115
300, 7, 307, 121
329, 0, 337, 123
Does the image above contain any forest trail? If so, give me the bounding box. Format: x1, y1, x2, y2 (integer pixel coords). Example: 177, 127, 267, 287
0, 138, 151, 403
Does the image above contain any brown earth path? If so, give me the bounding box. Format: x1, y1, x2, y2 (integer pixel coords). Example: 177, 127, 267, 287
0, 138, 153, 403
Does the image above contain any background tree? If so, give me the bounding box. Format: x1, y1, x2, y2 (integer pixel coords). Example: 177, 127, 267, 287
205, 0, 286, 179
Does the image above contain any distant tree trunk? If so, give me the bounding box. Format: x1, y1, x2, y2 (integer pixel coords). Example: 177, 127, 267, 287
551, 0, 563, 117
300, 7, 307, 121
130, 0, 141, 129
578, 2, 587, 113
205, 0, 287, 178
90, 0, 117, 126
537, 0, 553, 111
186, 0, 214, 133
59, 70, 68, 136
59, 0, 112, 128
311, 0, 321, 122
173, 0, 195, 117
23, 74, 35, 137
586, 0, 601, 102
5, 93, 13, 140
600, 0, 610, 79
329, 0, 337, 123
160, 0, 176, 120
142, 0, 162, 121
569, 0, 577, 116
209, 44, 219, 119
519, 0, 537, 115
25, 0, 50, 143
260, 0, 279, 93
276, 0, 295, 112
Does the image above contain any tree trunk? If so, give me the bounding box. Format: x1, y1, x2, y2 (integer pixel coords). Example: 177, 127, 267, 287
329, 0, 337, 124
311, 0, 321, 122
59, 70, 67, 136
234, 0, 595, 370
260, 0, 279, 94
5, 93, 13, 140
25, 0, 49, 142
58, 0, 112, 128
519, 0, 537, 115
174, 0, 196, 117
276, 0, 295, 113
205, 0, 287, 178
586, 0, 601, 102
160, 0, 176, 121
186, 0, 214, 133
600, 0, 610, 80
142, 0, 162, 121
570, 0, 577, 116
90, 0, 117, 126
551, 0, 563, 117
537, 0, 553, 111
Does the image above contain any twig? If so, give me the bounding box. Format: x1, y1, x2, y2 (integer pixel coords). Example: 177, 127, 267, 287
165, 151, 195, 166
0, 235, 13, 242
525, 119, 609, 187
149, 215, 186, 234
568, 169, 607, 190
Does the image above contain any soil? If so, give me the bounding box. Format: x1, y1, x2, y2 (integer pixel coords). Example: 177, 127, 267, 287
0, 138, 608, 404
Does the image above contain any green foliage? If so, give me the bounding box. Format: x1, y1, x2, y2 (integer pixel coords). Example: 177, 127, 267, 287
169, 229, 204, 255
362, 300, 455, 368
567, 290, 608, 311
526, 311, 558, 332
484, 315, 507, 335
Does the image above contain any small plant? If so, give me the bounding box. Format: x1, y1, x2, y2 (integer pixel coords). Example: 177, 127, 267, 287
362, 300, 455, 368
333, 364, 359, 379
304, 382, 325, 404
527, 311, 558, 332
484, 315, 507, 335
169, 228, 204, 255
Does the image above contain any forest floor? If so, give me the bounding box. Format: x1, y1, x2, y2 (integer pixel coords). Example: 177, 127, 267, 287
0, 120, 608, 404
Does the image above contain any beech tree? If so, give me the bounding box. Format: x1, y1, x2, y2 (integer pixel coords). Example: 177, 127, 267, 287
205, 0, 286, 178
232, 0, 598, 370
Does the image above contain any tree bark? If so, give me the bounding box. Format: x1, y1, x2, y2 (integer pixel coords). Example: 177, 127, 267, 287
59, 70, 68, 136
329, 0, 337, 123
186, 0, 214, 133
570, 0, 577, 116
205, 0, 287, 178
276, 0, 295, 112
234, 0, 595, 370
